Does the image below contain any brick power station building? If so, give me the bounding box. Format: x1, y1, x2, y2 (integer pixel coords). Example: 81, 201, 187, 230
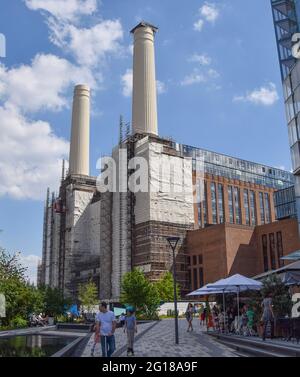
38, 21, 300, 300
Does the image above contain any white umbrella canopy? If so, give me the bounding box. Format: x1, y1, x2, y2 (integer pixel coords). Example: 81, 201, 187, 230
207, 274, 263, 332
207, 274, 262, 291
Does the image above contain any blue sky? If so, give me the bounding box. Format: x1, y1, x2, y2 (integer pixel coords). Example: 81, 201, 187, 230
0, 0, 292, 282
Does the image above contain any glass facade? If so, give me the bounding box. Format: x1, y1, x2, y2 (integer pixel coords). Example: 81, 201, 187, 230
179, 144, 294, 190
234, 187, 242, 224
259, 192, 266, 225
228, 186, 234, 224
265, 193, 271, 223
271, 0, 300, 81
244, 189, 250, 225
271, 0, 300, 228
218, 183, 225, 223
250, 191, 257, 225
274, 185, 297, 218
211, 182, 217, 224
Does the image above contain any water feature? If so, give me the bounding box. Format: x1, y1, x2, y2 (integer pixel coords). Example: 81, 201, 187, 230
0, 334, 77, 357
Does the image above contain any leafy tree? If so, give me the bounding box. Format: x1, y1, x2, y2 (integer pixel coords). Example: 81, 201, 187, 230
155, 272, 181, 302
120, 269, 160, 319
0, 248, 26, 282
0, 248, 35, 325
261, 275, 293, 318
78, 281, 98, 312
39, 286, 71, 317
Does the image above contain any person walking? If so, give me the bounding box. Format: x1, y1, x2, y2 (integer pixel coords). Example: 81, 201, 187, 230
95, 302, 117, 357
261, 293, 275, 341
199, 304, 206, 327
124, 309, 137, 356
186, 303, 194, 332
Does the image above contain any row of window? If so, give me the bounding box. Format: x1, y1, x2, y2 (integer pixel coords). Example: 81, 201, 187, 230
262, 232, 284, 272
180, 144, 293, 185
197, 181, 272, 227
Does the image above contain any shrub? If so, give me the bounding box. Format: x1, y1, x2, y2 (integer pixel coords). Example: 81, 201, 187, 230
10, 316, 28, 329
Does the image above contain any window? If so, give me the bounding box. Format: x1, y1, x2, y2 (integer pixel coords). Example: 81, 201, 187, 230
250, 191, 257, 225
193, 255, 197, 265
269, 233, 276, 270
198, 255, 203, 265
228, 186, 234, 224
193, 268, 198, 289
265, 193, 271, 224
199, 268, 204, 288
277, 232, 284, 267
234, 187, 241, 224
197, 204, 202, 228
262, 235, 269, 272
211, 182, 217, 224
203, 182, 208, 226
218, 184, 225, 223
259, 192, 265, 224
244, 189, 250, 225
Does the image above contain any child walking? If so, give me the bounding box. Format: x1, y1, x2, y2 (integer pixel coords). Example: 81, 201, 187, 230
91, 327, 100, 356
124, 309, 137, 356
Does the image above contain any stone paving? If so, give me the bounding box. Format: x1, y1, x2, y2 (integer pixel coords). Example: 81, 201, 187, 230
82, 321, 156, 357
117, 319, 237, 357
82, 319, 237, 357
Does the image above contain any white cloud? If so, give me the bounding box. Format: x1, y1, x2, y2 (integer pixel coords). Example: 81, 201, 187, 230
24, 0, 98, 22
194, 2, 220, 32
157, 80, 167, 94
200, 2, 219, 23
233, 82, 279, 106
0, 104, 69, 200
193, 19, 204, 32
181, 68, 219, 86
121, 69, 133, 97
189, 53, 212, 66
19, 253, 41, 285
49, 20, 124, 67
181, 72, 206, 86
0, 55, 96, 113
121, 69, 166, 97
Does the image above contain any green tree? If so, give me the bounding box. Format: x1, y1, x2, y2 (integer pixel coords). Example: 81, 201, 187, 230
120, 268, 160, 319
0, 247, 44, 326
78, 281, 98, 312
155, 272, 181, 302
39, 286, 71, 318
261, 275, 293, 318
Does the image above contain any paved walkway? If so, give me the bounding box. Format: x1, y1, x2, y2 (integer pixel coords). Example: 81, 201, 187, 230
82, 321, 156, 357
82, 319, 237, 357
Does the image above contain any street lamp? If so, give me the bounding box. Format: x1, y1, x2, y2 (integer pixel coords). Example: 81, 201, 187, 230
167, 236, 180, 345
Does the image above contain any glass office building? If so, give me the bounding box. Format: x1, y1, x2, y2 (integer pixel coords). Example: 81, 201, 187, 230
274, 186, 297, 219
271, 0, 300, 231
174, 142, 294, 228
178, 143, 294, 189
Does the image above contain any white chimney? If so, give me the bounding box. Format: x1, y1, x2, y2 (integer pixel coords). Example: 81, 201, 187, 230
131, 22, 159, 136
69, 85, 90, 176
